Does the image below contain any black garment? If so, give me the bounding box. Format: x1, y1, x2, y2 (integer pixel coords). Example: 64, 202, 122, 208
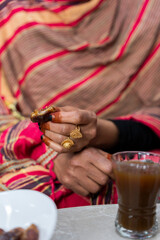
109, 119, 160, 154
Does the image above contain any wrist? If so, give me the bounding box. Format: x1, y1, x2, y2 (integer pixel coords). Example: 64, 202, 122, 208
89, 118, 119, 150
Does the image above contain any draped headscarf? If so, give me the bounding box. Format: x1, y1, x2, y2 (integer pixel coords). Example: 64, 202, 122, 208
0, 0, 159, 208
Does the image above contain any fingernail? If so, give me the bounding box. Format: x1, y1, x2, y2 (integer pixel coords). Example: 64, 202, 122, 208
41, 135, 43, 140
48, 114, 53, 121
44, 114, 54, 122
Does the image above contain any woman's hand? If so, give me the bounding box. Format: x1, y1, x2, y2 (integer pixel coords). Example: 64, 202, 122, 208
53, 147, 113, 196
40, 106, 97, 153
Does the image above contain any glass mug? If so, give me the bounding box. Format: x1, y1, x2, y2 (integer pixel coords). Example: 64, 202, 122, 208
112, 151, 160, 239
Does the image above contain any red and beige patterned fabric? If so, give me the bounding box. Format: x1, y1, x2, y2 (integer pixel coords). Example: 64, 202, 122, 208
0, 0, 160, 208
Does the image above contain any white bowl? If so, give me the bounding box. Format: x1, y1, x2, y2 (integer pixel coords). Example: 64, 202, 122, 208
0, 189, 57, 240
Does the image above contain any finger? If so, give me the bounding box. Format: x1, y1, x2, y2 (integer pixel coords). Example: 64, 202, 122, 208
66, 184, 89, 197
98, 150, 112, 160
41, 135, 64, 153
43, 129, 85, 152
57, 106, 77, 112
86, 164, 109, 186
43, 129, 77, 149
85, 148, 113, 177
42, 134, 79, 153
98, 150, 115, 179
74, 169, 101, 194
93, 156, 113, 177
41, 122, 76, 136
50, 110, 96, 125
79, 177, 101, 194
59, 169, 89, 196
44, 129, 66, 144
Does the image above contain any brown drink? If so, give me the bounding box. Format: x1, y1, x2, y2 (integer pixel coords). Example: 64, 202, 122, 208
112, 152, 160, 239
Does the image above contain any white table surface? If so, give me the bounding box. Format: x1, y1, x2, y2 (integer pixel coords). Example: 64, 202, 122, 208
53, 204, 160, 240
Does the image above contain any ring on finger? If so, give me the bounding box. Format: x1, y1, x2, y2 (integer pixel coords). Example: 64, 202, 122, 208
61, 137, 74, 150
70, 125, 82, 139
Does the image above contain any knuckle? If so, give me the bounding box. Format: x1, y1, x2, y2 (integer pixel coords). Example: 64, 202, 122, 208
90, 185, 100, 194
87, 128, 97, 139
42, 122, 50, 130
70, 158, 79, 167
60, 135, 66, 144
61, 124, 67, 135
61, 175, 71, 187
92, 127, 97, 136
90, 111, 97, 121
80, 148, 88, 158
45, 130, 52, 139
74, 111, 83, 124
73, 143, 84, 153
87, 111, 97, 124
84, 147, 96, 156
106, 161, 113, 173
67, 167, 75, 177
81, 191, 89, 197
57, 146, 65, 154
100, 175, 108, 185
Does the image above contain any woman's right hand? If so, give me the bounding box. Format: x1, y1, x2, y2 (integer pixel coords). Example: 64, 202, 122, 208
40, 106, 119, 154
40, 106, 98, 153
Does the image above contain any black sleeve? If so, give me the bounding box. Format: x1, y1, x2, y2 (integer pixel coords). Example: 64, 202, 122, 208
108, 119, 160, 154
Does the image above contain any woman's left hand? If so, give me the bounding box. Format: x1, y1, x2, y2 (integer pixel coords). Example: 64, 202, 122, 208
40, 106, 97, 153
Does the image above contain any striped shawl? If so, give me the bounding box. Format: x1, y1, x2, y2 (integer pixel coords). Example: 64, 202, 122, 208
0, 0, 160, 207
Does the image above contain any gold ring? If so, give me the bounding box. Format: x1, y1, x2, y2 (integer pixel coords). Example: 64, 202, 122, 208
61, 138, 74, 150
70, 125, 82, 139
